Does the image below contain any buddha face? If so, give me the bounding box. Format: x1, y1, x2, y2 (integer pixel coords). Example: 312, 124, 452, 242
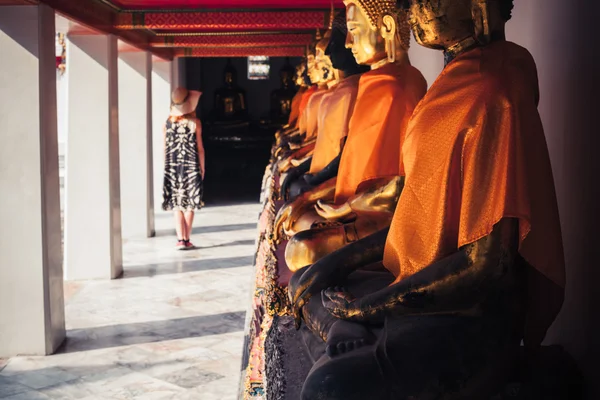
295, 63, 306, 87
307, 54, 322, 84
345, 3, 386, 65
404, 0, 474, 49
316, 33, 335, 83
316, 52, 334, 82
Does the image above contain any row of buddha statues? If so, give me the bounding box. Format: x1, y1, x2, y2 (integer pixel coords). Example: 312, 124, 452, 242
260, 0, 578, 398
209, 58, 301, 125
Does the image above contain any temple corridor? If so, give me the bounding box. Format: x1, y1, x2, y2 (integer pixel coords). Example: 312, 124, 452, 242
0, 203, 259, 399
2, 0, 600, 398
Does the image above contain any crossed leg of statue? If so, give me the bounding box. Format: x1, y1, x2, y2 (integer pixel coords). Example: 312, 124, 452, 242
290, 264, 521, 400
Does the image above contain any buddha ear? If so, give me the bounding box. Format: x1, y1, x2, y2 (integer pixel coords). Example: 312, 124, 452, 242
380, 13, 398, 63
471, 0, 491, 44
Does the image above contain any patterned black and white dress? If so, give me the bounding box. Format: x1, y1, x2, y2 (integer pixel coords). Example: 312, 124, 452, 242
162, 118, 204, 211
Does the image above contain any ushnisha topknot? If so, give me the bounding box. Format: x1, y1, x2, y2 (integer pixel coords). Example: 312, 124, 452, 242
332, 9, 348, 36
343, 0, 411, 50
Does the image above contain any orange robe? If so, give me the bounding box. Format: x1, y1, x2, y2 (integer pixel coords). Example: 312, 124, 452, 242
302, 89, 330, 141
383, 41, 565, 345
287, 87, 306, 126
295, 85, 318, 129
309, 73, 361, 174
334, 63, 427, 204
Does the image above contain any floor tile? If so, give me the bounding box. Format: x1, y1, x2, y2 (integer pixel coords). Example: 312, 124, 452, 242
1, 391, 51, 400
1, 204, 258, 400
0, 376, 31, 398
8, 367, 79, 390
157, 366, 224, 389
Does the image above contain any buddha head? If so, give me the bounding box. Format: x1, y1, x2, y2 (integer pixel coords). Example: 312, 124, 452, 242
294, 61, 308, 87
343, 0, 411, 66
307, 34, 323, 84
315, 31, 336, 84
223, 58, 238, 87
280, 58, 296, 88
325, 10, 371, 75
401, 0, 513, 50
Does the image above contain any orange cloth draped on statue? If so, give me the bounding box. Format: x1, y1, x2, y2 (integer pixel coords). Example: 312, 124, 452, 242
287, 87, 306, 126
334, 63, 427, 204
309, 73, 361, 174
296, 85, 318, 129
298, 87, 327, 139
303, 89, 329, 141
383, 41, 565, 345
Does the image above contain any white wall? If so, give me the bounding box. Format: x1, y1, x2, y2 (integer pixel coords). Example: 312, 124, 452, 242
506, 1, 600, 397
408, 36, 444, 88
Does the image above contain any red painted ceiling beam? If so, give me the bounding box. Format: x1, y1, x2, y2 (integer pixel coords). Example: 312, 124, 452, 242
115, 11, 329, 30
0, 0, 40, 4
39, 0, 174, 60
174, 46, 305, 57
151, 33, 313, 48
109, 0, 344, 10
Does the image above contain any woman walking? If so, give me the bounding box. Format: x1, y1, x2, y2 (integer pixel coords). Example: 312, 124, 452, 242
162, 87, 205, 250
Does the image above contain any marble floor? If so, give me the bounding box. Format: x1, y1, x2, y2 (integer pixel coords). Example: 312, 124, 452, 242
0, 203, 260, 400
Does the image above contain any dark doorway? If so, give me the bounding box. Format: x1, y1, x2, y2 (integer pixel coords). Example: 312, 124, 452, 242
186, 56, 301, 204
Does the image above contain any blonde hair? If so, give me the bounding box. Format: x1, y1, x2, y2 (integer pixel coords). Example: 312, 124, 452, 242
169, 111, 197, 123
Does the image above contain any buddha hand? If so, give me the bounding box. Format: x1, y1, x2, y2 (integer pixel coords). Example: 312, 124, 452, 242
315, 200, 353, 221
291, 260, 342, 329
278, 157, 293, 173
291, 227, 391, 327
273, 197, 305, 242
273, 203, 292, 243
322, 287, 369, 322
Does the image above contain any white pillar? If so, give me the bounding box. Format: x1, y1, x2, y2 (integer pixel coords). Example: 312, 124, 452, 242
152, 58, 172, 211
0, 5, 65, 356
65, 33, 122, 280
118, 51, 155, 238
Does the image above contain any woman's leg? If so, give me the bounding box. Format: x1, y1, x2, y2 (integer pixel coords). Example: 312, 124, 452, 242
174, 211, 186, 240
184, 211, 195, 241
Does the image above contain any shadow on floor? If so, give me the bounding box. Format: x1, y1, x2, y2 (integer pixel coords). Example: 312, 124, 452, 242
154, 222, 256, 238
56, 311, 246, 354
195, 239, 255, 249
0, 358, 225, 397
122, 255, 254, 279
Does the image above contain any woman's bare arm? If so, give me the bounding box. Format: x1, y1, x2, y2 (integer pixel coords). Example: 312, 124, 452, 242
162, 123, 167, 159
195, 119, 205, 179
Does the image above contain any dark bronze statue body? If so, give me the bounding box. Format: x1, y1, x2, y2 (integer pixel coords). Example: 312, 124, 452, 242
270, 59, 297, 124
213, 59, 248, 122
286, 0, 571, 398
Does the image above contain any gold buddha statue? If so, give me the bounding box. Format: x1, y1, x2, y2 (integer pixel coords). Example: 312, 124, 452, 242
273, 47, 321, 158
280, 10, 371, 202
286, 1, 568, 398
274, 0, 427, 272
273, 60, 309, 151
270, 58, 298, 124
275, 32, 338, 172
213, 58, 248, 121
285, 61, 309, 128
